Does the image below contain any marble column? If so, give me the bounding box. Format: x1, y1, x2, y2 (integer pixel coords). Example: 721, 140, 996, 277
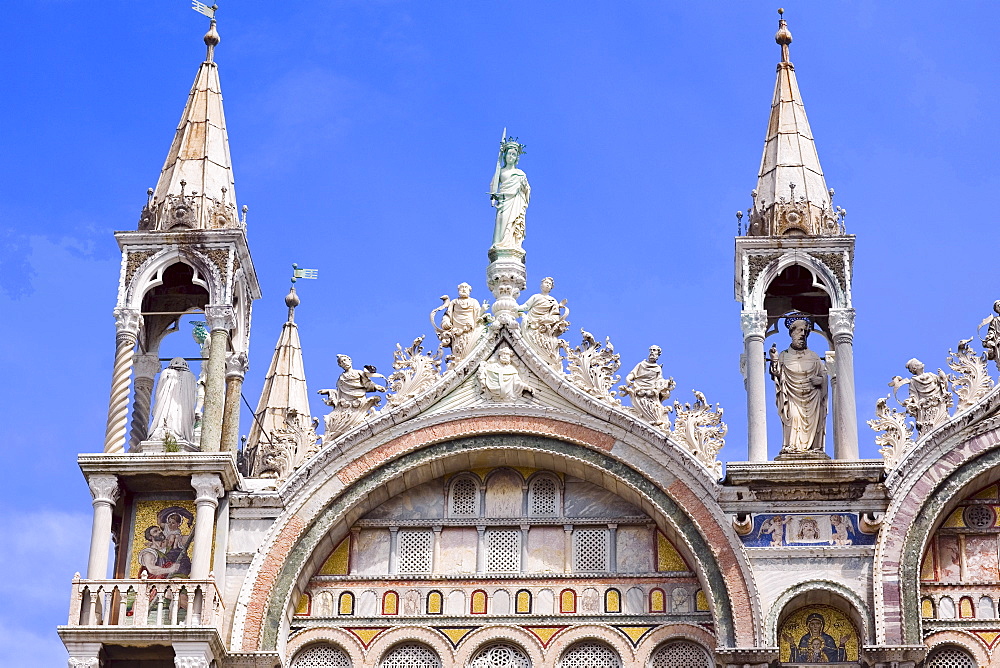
220, 351, 248, 453
741, 310, 768, 461
830, 308, 859, 459
608, 524, 618, 573
200, 305, 234, 452
86, 474, 120, 579
388, 526, 399, 574
104, 308, 142, 453
476, 526, 486, 574
190, 473, 224, 579
563, 525, 574, 572
129, 353, 161, 451
431, 526, 442, 574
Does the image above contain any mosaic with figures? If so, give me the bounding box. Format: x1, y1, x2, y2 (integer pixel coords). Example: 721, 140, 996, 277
738, 513, 876, 547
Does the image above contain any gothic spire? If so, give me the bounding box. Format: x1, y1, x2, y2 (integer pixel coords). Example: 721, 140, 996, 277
138, 15, 240, 231
746, 9, 841, 237
245, 285, 315, 479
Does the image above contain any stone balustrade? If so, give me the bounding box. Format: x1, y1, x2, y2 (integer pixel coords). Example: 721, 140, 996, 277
67, 575, 224, 629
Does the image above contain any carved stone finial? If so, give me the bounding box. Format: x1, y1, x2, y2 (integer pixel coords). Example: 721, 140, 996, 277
669, 390, 727, 478
946, 338, 993, 414
386, 336, 444, 406
868, 396, 916, 471
251, 408, 319, 481
566, 329, 621, 404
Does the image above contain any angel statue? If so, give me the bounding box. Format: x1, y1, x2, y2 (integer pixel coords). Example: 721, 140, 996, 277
980, 300, 1000, 372
317, 354, 386, 442
430, 282, 489, 362
518, 276, 570, 367
489, 134, 530, 251
889, 358, 952, 435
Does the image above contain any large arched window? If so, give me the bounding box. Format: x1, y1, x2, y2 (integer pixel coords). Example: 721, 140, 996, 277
292, 643, 352, 667
449, 476, 481, 518
926, 645, 976, 668
380, 643, 442, 668
469, 643, 532, 668
649, 640, 710, 668
558, 641, 622, 668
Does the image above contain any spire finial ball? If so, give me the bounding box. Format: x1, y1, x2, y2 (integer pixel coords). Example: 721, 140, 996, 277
285, 286, 300, 310
204, 18, 221, 48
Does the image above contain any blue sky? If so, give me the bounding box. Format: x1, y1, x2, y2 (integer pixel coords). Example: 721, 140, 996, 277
3, 1, 1000, 662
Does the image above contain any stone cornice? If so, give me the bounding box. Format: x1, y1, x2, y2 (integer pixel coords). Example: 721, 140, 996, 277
78, 452, 240, 491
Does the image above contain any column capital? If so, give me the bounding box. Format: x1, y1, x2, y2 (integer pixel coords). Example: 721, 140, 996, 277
740, 310, 768, 339
113, 307, 142, 338
225, 350, 249, 380
88, 474, 120, 505
133, 352, 162, 380
204, 304, 236, 332
829, 308, 856, 342
191, 472, 224, 504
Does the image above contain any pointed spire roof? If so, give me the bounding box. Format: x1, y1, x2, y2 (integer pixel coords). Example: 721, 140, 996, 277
747, 10, 841, 237
245, 286, 313, 463
139, 18, 241, 231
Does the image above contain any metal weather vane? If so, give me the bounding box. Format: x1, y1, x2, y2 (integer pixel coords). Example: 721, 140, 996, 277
191, 1, 217, 18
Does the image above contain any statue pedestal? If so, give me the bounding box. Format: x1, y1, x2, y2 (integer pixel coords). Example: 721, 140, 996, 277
487, 247, 526, 321
774, 449, 831, 462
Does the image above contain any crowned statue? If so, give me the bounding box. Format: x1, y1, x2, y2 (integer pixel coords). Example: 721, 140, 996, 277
489, 134, 530, 251
769, 314, 828, 457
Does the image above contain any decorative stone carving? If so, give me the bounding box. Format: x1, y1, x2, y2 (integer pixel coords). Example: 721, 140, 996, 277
828, 308, 855, 342
191, 472, 224, 504
745, 255, 776, 298
669, 390, 727, 477
204, 304, 235, 332
113, 307, 142, 338
147, 358, 198, 447
386, 336, 443, 406
566, 329, 621, 404
489, 135, 530, 251
618, 346, 676, 428
947, 337, 994, 413
810, 252, 848, 295
478, 348, 533, 401
867, 396, 915, 470
124, 249, 157, 286
430, 283, 488, 362
225, 350, 249, 381
318, 355, 386, 443
980, 300, 1000, 374
769, 314, 828, 456
740, 309, 768, 339
889, 358, 952, 435
68, 658, 100, 668
485, 262, 525, 323
518, 277, 570, 367
87, 474, 120, 505
253, 408, 320, 480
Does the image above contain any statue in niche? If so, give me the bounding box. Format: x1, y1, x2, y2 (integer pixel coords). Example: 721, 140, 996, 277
619, 345, 676, 427
889, 358, 952, 434
980, 300, 1000, 372
318, 354, 386, 441
430, 282, 488, 362
519, 277, 570, 367
148, 357, 198, 446
769, 314, 828, 456
489, 135, 530, 250
479, 348, 533, 401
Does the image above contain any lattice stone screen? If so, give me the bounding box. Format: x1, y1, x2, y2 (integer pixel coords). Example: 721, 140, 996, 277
450, 477, 479, 517
292, 643, 352, 667
926, 646, 976, 668
487, 529, 521, 572
529, 477, 557, 516
573, 529, 609, 571
650, 640, 710, 668
397, 530, 433, 573
470, 643, 532, 668
380, 643, 442, 668
558, 641, 622, 668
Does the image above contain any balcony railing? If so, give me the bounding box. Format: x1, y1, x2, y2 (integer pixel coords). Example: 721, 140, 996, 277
66, 575, 224, 629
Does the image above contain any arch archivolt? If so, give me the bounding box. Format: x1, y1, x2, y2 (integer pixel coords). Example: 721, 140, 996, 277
285, 626, 366, 666
633, 624, 716, 666
452, 625, 545, 667
545, 624, 635, 667
747, 251, 845, 313
924, 630, 991, 667
765, 579, 873, 646
874, 418, 1000, 646
232, 418, 758, 653
124, 246, 223, 309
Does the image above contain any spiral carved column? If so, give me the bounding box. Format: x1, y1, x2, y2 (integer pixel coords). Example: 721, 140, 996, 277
103, 308, 141, 453
128, 353, 161, 451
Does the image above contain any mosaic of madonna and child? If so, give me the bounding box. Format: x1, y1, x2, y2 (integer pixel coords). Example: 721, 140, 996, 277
738, 513, 876, 547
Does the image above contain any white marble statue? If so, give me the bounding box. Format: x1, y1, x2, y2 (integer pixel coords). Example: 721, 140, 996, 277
148, 357, 198, 446
618, 345, 676, 427
769, 315, 828, 456
318, 354, 386, 442
980, 300, 1000, 372
479, 348, 533, 401
489, 136, 530, 250
889, 358, 952, 435
519, 277, 570, 367
430, 283, 487, 362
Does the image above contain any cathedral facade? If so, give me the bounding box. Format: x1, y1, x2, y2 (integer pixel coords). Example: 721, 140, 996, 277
57, 10, 1000, 668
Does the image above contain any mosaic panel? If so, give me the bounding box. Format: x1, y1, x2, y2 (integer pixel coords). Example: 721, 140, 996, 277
739, 513, 875, 547
127, 498, 200, 579
778, 605, 859, 663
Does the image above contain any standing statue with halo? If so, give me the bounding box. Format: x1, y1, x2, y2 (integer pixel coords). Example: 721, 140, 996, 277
769, 313, 829, 458
490, 133, 530, 251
